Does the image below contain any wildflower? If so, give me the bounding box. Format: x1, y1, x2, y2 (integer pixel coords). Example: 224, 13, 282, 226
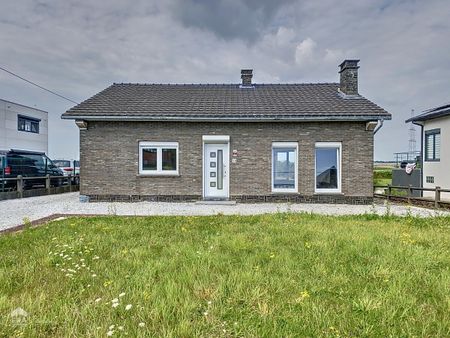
138, 322, 145, 328
295, 290, 310, 303
93, 256, 100, 260
203, 311, 208, 316
109, 325, 115, 330
112, 298, 119, 303
112, 303, 119, 308
119, 292, 126, 298
107, 330, 114, 336
305, 242, 312, 249
95, 298, 102, 303
118, 326, 124, 331
125, 304, 132, 311
207, 301, 212, 305
92, 274, 97, 278
269, 253, 275, 258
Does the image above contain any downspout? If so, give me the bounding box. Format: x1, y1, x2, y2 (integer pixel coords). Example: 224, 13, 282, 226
413, 121, 424, 192
373, 118, 384, 135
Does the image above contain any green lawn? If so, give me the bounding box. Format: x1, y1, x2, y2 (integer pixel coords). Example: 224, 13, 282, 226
1, 214, 450, 337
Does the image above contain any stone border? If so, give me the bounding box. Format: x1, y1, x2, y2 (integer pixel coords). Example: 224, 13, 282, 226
0, 214, 101, 235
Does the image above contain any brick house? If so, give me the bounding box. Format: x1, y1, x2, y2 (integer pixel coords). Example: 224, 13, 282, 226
62, 60, 391, 203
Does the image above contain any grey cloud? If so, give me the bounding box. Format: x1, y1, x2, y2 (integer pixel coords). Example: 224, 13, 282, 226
169, 0, 294, 42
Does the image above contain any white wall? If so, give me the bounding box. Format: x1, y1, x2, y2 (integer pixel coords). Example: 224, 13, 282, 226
422, 115, 450, 200
0, 99, 48, 153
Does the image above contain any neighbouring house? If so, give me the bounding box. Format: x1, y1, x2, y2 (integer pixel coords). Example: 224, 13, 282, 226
62, 60, 391, 203
0, 98, 48, 153
406, 103, 450, 200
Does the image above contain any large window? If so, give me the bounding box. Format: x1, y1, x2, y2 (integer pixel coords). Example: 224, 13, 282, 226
272, 142, 298, 192
139, 142, 178, 175
425, 129, 440, 161
315, 142, 341, 193
18, 115, 40, 134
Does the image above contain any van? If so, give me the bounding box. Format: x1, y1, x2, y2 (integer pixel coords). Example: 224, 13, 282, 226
0, 149, 65, 191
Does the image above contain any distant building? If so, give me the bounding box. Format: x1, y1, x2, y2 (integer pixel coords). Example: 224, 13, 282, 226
406, 103, 449, 200
0, 99, 48, 153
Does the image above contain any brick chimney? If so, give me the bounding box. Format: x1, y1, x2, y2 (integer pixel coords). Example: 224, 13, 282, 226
339, 60, 359, 95
241, 69, 253, 87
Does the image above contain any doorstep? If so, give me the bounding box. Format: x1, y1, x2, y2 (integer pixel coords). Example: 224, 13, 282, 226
195, 200, 237, 205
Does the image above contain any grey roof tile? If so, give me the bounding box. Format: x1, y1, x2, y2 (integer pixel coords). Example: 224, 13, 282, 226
62, 83, 391, 121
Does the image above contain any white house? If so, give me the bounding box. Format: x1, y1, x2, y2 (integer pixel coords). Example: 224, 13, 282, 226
0, 98, 48, 153
407, 103, 449, 200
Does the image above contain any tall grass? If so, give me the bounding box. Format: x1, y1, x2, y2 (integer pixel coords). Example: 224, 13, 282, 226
0, 213, 449, 337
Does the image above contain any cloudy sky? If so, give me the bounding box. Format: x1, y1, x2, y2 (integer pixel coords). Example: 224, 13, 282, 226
1, 0, 449, 160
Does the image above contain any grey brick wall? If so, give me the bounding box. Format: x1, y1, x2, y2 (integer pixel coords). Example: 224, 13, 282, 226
80, 121, 373, 202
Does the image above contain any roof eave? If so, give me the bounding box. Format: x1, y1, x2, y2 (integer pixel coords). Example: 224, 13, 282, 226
405, 110, 450, 123
61, 114, 391, 122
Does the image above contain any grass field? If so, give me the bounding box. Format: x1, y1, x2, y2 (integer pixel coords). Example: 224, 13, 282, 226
1, 214, 450, 337
373, 167, 393, 187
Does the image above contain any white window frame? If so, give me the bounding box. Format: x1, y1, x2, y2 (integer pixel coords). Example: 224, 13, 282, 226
315, 142, 342, 194
139, 141, 179, 175
271, 142, 298, 193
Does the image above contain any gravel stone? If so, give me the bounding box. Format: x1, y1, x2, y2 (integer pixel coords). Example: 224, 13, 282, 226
0, 193, 448, 232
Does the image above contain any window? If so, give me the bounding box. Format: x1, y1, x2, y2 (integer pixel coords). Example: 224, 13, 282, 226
18, 115, 40, 133
315, 142, 341, 193
426, 176, 434, 184
139, 142, 178, 175
425, 129, 440, 161
272, 142, 298, 192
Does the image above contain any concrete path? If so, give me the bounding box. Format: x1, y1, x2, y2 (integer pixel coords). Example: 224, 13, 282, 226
1, 192, 448, 232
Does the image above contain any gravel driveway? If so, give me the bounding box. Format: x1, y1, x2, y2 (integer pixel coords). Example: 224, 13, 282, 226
1, 192, 448, 232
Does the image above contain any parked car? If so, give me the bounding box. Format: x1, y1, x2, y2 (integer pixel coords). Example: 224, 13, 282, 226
0, 149, 65, 191
53, 159, 80, 184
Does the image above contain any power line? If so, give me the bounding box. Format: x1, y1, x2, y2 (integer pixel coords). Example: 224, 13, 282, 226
0, 66, 79, 105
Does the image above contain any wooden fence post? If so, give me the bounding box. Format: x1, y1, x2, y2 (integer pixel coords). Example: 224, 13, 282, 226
69, 175, 72, 192
407, 184, 412, 203
435, 186, 441, 209
46, 174, 51, 194
387, 184, 391, 201
17, 175, 23, 198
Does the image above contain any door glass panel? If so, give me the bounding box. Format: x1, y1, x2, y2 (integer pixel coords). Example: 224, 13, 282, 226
162, 148, 177, 170
142, 148, 157, 170
217, 150, 223, 190
273, 148, 295, 189
210, 172, 216, 177
210, 152, 216, 158
210, 182, 216, 187
316, 148, 338, 189
210, 162, 216, 168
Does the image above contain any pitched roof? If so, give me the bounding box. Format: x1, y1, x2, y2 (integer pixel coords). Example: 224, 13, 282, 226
406, 102, 450, 123
62, 83, 391, 121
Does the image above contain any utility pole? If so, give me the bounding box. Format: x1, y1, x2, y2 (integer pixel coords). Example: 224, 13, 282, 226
408, 109, 417, 162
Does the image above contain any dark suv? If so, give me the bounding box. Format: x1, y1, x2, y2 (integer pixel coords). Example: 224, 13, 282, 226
0, 149, 65, 191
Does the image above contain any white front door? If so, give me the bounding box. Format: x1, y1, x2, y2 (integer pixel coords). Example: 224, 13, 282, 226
203, 143, 229, 199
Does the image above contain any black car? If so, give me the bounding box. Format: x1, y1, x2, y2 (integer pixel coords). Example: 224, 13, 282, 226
0, 149, 65, 191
